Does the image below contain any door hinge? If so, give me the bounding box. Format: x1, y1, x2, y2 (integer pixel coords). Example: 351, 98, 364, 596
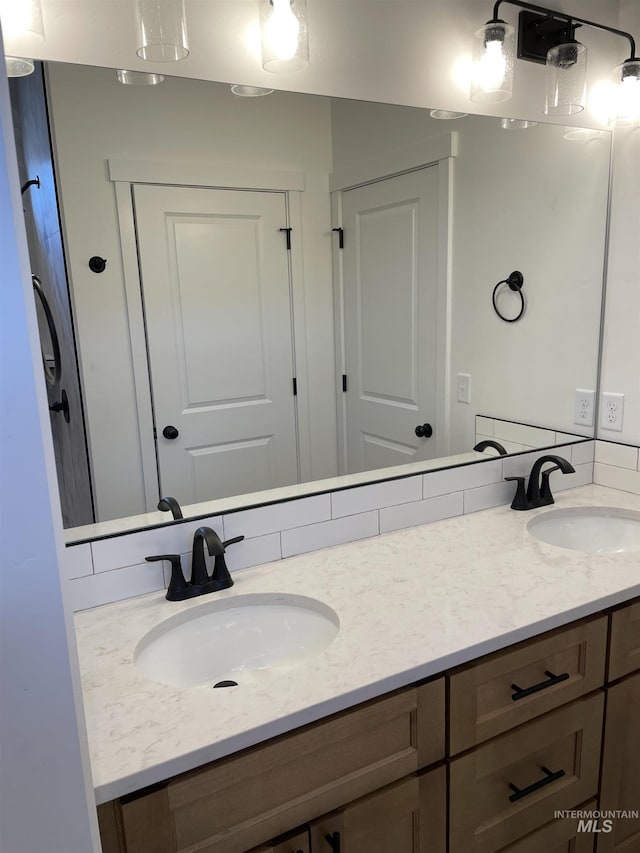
293, 377, 298, 396
332, 227, 344, 249
279, 227, 292, 250
342, 374, 347, 392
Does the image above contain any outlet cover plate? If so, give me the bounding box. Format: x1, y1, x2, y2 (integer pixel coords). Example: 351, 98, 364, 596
574, 389, 595, 427
600, 392, 624, 432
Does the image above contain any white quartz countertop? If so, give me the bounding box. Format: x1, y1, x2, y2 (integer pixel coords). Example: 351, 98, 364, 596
74, 484, 640, 804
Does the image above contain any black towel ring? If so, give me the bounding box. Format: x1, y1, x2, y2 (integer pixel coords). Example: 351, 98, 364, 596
492, 270, 525, 323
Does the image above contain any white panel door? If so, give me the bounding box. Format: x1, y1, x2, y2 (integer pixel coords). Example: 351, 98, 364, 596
133, 184, 298, 504
343, 167, 440, 473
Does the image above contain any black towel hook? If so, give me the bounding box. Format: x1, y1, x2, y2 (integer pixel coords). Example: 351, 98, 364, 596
492, 270, 525, 323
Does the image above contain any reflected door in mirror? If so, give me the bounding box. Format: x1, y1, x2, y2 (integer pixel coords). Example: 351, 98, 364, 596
343, 167, 440, 473
133, 184, 299, 503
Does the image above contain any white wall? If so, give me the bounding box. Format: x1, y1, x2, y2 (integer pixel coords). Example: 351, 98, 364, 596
330, 100, 609, 450
0, 44, 100, 853
598, 0, 640, 446
47, 65, 337, 522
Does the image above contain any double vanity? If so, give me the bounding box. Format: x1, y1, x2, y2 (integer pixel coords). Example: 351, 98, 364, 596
76, 483, 640, 853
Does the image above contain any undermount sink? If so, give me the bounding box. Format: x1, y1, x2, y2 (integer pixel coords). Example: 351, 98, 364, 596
527, 506, 640, 554
134, 593, 340, 689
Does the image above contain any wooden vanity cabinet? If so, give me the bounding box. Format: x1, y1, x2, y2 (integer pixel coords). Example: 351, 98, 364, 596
597, 671, 640, 853
607, 600, 640, 681
248, 828, 310, 853
308, 767, 446, 853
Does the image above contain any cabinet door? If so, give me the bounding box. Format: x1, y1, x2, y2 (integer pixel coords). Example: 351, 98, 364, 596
598, 672, 640, 853
450, 693, 603, 853
309, 768, 446, 853
497, 799, 596, 852
608, 601, 640, 681
249, 828, 310, 853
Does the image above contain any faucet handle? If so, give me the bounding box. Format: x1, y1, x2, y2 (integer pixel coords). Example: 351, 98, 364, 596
146, 554, 189, 601
222, 535, 245, 549
505, 476, 529, 511
539, 465, 561, 504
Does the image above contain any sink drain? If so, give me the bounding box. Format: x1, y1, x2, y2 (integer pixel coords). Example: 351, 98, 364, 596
213, 680, 238, 688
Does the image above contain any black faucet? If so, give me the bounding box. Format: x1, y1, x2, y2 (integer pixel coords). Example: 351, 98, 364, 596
157, 496, 183, 519
473, 439, 508, 456
505, 454, 575, 511
145, 527, 244, 601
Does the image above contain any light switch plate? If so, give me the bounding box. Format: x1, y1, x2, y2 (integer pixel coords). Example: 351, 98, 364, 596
457, 373, 471, 404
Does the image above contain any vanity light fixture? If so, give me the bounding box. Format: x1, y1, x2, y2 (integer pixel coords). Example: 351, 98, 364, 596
471, 0, 640, 126
135, 0, 189, 62
117, 70, 165, 85
500, 118, 538, 129
230, 84, 274, 97
259, 0, 309, 72
429, 109, 468, 119
0, 0, 44, 77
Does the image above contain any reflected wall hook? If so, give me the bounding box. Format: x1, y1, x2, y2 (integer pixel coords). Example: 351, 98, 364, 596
21, 176, 40, 195
492, 270, 525, 322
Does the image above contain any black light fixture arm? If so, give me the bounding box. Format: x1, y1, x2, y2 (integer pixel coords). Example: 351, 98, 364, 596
490, 0, 637, 59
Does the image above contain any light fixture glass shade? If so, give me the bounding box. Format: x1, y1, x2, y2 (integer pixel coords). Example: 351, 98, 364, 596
500, 118, 538, 130
429, 110, 468, 120
5, 56, 35, 77
1, 0, 44, 76
259, 0, 309, 73
544, 42, 587, 116
117, 69, 165, 85
563, 127, 603, 140
608, 59, 640, 127
230, 84, 274, 97
135, 0, 189, 62
470, 21, 514, 104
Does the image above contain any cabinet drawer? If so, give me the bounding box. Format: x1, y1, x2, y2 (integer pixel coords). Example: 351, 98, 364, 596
248, 828, 310, 853
497, 800, 596, 853
309, 767, 446, 853
119, 679, 444, 853
450, 692, 604, 853
450, 617, 607, 753
608, 600, 640, 681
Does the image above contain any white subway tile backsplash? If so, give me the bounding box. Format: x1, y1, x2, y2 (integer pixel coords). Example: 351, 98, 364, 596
91, 519, 222, 574
594, 463, 640, 495
380, 492, 463, 534
464, 481, 515, 514
68, 561, 165, 612
331, 476, 422, 518
547, 462, 594, 492
423, 459, 502, 498
502, 444, 575, 479
493, 421, 556, 447
225, 533, 282, 571
63, 543, 93, 580
570, 440, 595, 466
223, 495, 331, 540
281, 512, 379, 558
594, 441, 639, 470
476, 416, 494, 436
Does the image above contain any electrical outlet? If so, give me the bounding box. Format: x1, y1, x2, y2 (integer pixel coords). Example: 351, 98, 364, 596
457, 373, 471, 404
574, 388, 595, 427
600, 392, 624, 432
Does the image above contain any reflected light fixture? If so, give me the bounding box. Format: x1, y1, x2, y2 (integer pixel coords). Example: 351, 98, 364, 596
230, 84, 274, 97
135, 0, 189, 62
471, 1, 640, 126
500, 118, 538, 129
117, 70, 165, 85
429, 109, 468, 119
1, 0, 44, 77
259, 0, 309, 72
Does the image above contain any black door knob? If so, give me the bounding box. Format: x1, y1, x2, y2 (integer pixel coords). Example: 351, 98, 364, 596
415, 423, 433, 439
162, 425, 179, 440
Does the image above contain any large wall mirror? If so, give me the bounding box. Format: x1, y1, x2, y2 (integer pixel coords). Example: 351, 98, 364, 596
10, 61, 611, 542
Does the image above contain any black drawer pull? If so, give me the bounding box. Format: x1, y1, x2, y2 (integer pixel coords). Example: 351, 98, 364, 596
508, 766, 565, 802
511, 669, 570, 701
325, 831, 341, 852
